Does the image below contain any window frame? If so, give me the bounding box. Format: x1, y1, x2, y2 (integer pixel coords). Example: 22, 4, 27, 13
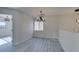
34, 20, 44, 31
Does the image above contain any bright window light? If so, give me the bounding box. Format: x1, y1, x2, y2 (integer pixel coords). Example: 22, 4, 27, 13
0, 22, 6, 27
34, 21, 39, 31
3, 37, 12, 42
0, 39, 7, 45
34, 21, 44, 31
0, 37, 12, 46
39, 21, 43, 30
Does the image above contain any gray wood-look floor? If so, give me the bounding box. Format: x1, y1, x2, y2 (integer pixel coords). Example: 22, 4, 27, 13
15, 38, 64, 52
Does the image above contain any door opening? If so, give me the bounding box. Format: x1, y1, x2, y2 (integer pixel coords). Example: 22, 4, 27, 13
0, 14, 13, 46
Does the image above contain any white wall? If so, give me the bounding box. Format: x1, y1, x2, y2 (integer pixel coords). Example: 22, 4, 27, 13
59, 30, 79, 52
0, 8, 33, 45
33, 15, 59, 39
59, 14, 77, 32
59, 14, 79, 52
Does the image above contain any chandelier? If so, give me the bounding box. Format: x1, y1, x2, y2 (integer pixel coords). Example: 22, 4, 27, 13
4, 16, 10, 21
75, 9, 79, 24
36, 11, 45, 22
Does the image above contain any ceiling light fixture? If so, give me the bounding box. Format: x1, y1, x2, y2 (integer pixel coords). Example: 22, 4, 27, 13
5, 16, 10, 21
75, 9, 79, 24
36, 11, 45, 22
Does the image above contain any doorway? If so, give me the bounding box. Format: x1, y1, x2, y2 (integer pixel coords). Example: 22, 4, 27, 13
0, 14, 13, 51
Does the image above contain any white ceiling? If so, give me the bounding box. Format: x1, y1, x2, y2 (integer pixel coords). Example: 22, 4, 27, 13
12, 7, 79, 16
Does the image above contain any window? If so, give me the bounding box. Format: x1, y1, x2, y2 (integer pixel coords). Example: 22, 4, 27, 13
0, 21, 6, 28
34, 21, 44, 31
